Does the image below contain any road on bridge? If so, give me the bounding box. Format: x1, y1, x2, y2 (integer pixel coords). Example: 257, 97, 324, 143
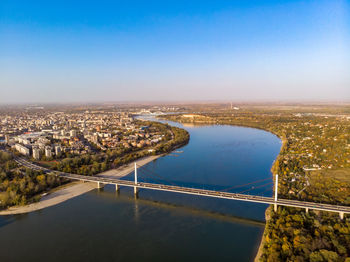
14, 157, 350, 219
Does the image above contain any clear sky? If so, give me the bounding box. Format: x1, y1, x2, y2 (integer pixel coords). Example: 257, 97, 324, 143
0, 0, 349, 103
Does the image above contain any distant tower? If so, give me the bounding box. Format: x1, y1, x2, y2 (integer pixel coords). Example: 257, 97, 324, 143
230, 102, 233, 110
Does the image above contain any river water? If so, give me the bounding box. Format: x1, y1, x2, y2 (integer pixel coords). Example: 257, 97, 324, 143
0, 118, 281, 262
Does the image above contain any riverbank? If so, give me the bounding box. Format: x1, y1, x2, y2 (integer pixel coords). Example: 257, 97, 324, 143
0, 154, 162, 216
254, 137, 286, 262
254, 206, 272, 262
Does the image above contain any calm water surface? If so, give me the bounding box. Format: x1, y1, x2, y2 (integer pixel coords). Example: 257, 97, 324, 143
0, 119, 281, 262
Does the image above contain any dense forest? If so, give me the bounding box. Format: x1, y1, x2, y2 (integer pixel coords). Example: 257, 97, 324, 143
262, 207, 350, 262
0, 151, 63, 209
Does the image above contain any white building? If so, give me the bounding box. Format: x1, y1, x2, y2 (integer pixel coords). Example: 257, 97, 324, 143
92, 134, 98, 144
15, 144, 30, 156
45, 146, 52, 158
33, 147, 40, 160
18, 137, 30, 145
5, 135, 10, 144
70, 130, 77, 137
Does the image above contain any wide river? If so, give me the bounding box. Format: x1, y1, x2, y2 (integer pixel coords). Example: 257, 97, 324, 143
0, 118, 281, 262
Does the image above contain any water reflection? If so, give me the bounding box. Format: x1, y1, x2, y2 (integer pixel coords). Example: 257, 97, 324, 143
96, 187, 265, 227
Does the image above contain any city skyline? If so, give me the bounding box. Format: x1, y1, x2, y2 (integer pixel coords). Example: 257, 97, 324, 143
1, 0, 349, 103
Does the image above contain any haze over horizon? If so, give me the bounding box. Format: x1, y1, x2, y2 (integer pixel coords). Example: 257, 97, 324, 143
1, 0, 349, 104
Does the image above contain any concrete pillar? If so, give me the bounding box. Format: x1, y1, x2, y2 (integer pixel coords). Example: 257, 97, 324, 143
115, 184, 120, 191
274, 174, 278, 212
134, 186, 139, 197
97, 181, 104, 189
134, 162, 138, 184
274, 174, 278, 202
340, 212, 344, 220
134, 162, 138, 196
306, 208, 309, 214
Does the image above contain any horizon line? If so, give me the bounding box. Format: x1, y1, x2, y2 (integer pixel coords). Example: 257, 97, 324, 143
1, 99, 350, 107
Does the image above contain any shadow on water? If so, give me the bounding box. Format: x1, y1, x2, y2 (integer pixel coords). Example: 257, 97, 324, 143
94, 187, 265, 227
0, 216, 15, 228
0, 212, 29, 228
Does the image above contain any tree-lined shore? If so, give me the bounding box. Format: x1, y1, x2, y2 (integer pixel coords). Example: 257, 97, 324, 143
161, 106, 350, 262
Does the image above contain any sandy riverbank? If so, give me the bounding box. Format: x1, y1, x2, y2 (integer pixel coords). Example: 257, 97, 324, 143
254, 206, 271, 262
0, 154, 162, 216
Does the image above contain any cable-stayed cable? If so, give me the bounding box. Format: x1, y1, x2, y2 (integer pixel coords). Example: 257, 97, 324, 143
236, 181, 273, 194
139, 169, 164, 184
137, 165, 178, 186
220, 177, 272, 192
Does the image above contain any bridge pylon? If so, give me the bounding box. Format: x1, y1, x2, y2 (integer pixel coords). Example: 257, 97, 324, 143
274, 174, 278, 212
134, 162, 139, 196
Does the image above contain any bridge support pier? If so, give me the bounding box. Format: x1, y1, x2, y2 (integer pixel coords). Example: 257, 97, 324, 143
306, 208, 309, 214
274, 204, 277, 212
134, 186, 139, 196
115, 184, 120, 192
340, 212, 344, 220
97, 182, 104, 189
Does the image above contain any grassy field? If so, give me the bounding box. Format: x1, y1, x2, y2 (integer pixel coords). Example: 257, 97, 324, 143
310, 169, 350, 183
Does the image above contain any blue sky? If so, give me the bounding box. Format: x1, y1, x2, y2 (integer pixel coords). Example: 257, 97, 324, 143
0, 0, 349, 103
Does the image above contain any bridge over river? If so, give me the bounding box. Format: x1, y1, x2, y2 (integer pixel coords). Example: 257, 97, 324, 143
15, 157, 350, 219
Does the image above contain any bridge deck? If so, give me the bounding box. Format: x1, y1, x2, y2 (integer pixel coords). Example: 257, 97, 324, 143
15, 158, 350, 215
